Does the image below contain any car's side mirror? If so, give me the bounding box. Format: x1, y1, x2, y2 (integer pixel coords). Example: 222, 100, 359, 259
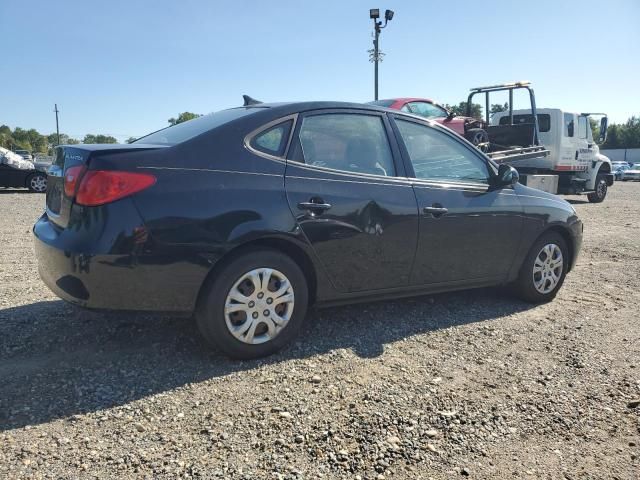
494, 164, 519, 188
446, 111, 456, 120
599, 117, 608, 143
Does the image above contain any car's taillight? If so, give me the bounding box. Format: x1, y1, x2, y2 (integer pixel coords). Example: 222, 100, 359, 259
64, 165, 87, 197
75, 170, 156, 206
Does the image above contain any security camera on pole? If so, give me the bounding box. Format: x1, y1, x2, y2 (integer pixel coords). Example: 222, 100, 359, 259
369, 8, 394, 101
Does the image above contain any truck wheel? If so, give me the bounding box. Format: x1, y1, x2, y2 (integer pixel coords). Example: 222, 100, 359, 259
511, 232, 568, 303
465, 128, 489, 151
587, 176, 607, 203
196, 248, 308, 359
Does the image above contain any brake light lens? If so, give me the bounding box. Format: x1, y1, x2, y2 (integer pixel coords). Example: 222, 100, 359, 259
64, 165, 86, 197
75, 170, 156, 206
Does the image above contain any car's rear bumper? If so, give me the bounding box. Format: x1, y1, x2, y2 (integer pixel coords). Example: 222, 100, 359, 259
33, 211, 209, 313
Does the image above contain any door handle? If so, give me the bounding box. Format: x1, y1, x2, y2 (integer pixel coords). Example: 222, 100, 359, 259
298, 201, 332, 213
423, 205, 448, 218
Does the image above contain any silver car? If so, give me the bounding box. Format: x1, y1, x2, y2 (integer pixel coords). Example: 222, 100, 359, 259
622, 164, 640, 181
14, 149, 33, 162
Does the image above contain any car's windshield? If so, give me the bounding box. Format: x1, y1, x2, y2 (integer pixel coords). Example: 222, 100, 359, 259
134, 107, 263, 146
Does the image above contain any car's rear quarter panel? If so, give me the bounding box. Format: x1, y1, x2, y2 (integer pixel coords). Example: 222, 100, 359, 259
128, 120, 315, 311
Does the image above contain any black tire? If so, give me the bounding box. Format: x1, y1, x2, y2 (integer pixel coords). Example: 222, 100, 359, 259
511, 232, 569, 303
26, 172, 47, 193
196, 248, 308, 359
587, 175, 607, 203
465, 128, 489, 150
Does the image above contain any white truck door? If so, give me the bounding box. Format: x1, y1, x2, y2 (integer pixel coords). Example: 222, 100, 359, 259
576, 115, 596, 171
558, 112, 579, 171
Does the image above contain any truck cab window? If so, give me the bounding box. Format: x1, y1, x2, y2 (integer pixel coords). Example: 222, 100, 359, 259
577, 116, 588, 139
564, 113, 575, 137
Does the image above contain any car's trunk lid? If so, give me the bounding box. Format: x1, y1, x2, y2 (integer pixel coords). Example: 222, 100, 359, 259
46, 144, 166, 228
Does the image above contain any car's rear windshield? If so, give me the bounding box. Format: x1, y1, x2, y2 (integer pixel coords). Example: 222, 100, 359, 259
134, 107, 264, 146
368, 100, 395, 107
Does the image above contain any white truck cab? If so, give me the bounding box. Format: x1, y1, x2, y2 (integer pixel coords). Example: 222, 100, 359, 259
491, 108, 613, 202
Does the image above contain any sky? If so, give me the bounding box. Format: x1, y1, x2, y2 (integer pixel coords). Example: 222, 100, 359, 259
1, 0, 638, 142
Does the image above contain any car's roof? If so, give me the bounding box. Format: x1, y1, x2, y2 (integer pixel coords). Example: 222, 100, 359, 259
246, 101, 451, 127
237, 101, 394, 114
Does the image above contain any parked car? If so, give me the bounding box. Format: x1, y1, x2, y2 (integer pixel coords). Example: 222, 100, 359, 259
612, 162, 630, 180
14, 149, 34, 161
34, 100, 583, 359
0, 147, 48, 192
621, 163, 640, 181
368, 97, 489, 148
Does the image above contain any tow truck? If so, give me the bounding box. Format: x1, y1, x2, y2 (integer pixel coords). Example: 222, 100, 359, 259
466, 82, 613, 203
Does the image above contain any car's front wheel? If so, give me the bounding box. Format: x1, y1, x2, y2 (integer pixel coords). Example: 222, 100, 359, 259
27, 172, 47, 193
512, 232, 569, 303
196, 249, 308, 359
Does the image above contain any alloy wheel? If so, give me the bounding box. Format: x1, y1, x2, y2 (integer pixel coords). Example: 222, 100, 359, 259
30, 175, 47, 192
532, 243, 563, 294
224, 267, 294, 345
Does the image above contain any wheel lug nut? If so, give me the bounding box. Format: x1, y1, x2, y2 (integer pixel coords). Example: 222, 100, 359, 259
248, 301, 255, 308
266, 298, 273, 304
257, 292, 264, 299
264, 310, 270, 316
252, 312, 259, 319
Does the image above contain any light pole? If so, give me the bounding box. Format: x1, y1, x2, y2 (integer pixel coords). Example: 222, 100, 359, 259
54, 104, 60, 146
369, 8, 394, 101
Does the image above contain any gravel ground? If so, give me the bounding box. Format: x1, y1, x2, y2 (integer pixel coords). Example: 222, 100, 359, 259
1, 184, 639, 479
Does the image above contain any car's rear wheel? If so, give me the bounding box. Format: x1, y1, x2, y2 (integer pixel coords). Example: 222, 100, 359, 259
27, 172, 47, 193
587, 175, 607, 203
512, 232, 568, 303
196, 249, 308, 359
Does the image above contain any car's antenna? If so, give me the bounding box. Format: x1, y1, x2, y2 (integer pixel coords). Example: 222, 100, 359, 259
242, 95, 263, 106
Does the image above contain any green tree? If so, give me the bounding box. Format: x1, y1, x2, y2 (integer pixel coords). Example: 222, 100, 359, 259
168, 112, 201, 125
126, 137, 137, 144
82, 134, 118, 144
621, 116, 640, 148
446, 102, 483, 119
602, 124, 620, 149
0, 125, 12, 149
490, 102, 509, 115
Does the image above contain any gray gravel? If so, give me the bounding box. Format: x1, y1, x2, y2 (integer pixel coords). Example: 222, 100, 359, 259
1, 184, 639, 479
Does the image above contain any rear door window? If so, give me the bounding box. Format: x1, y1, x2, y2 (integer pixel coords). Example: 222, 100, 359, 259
296, 113, 396, 177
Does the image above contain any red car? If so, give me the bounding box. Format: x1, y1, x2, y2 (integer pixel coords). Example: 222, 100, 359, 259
368, 97, 488, 147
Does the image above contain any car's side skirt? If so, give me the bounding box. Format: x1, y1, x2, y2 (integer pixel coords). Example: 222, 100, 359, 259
314, 276, 505, 308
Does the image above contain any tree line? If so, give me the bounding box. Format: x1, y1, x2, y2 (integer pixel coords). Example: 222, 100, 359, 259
0, 125, 119, 154
2, 108, 638, 153
0, 112, 201, 154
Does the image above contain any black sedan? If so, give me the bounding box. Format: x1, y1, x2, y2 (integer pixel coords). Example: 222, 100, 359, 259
34, 100, 583, 359
0, 161, 48, 192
